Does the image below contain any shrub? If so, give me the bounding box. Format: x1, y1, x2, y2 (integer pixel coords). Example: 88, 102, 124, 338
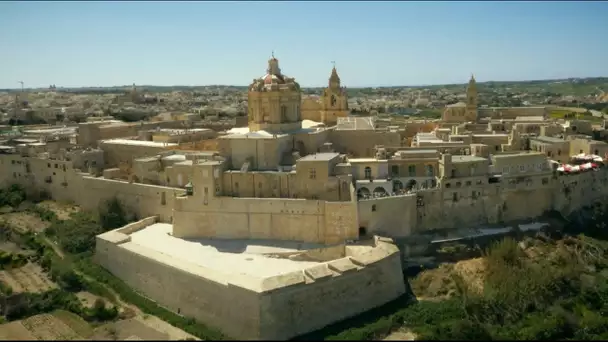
99, 197, 128, 230
0, 184, 26, 208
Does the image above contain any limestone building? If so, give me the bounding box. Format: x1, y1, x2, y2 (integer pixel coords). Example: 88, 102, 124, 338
442, 75, 478, 123
301, 64, 349, 126
3, 60, 608, 340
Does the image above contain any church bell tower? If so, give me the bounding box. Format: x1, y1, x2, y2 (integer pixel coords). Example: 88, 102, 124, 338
320, 62, 349, 125
465, 74, 478, 122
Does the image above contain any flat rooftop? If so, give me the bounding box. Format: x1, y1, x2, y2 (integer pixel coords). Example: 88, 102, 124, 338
126, 223, 322, 279
298, 152, 340, 162
100, 139, 178, 147
397, 149, 437, 154
532, 136, 566, 144
155, 128, 211, 135
491, 151, 546, 159
451, 155, 488, 163
473, 134, 509, 138
349, 158, 386, 163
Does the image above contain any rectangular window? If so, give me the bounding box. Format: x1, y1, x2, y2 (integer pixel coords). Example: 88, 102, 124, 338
408, 165, 416, 177
309, 168, 316, 180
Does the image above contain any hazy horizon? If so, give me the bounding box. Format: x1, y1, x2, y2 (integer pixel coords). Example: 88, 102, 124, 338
3, 75, 607, 92
1, 1, 607, 89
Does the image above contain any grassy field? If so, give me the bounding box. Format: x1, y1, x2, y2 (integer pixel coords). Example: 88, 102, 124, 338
548, 106, 604, 123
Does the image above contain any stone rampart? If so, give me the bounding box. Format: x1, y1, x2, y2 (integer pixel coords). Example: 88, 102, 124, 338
95, 231, 405, 340
172, 196, 359, 245
358, 169, 608, 237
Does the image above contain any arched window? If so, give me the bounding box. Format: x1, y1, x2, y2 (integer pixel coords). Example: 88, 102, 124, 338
392, 180, 403, 192
373, 187, 387, 196
357, 187, 371, 199
364, 167, 372, 179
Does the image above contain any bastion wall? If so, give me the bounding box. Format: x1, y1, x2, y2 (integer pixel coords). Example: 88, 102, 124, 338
95, 223, 405, 340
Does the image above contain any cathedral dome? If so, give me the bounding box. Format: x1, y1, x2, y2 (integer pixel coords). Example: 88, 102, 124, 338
249, 55, 300, 92
262, 72, 286, 85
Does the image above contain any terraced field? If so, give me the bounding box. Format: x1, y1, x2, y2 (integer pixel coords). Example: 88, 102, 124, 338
0, 311, 89, 340
21, 313, 83, 340
0, 262, 57, 294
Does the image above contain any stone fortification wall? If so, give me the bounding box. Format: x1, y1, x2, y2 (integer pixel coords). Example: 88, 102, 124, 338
95, 229, 261, 340
173, 196, 359, 245
77, 177, 184, 222
359, 169, 608, 236
258, 238, 405, 339
95, 231, 405, 340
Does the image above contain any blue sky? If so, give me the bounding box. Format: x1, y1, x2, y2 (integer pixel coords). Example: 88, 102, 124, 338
1, 1, 607, 89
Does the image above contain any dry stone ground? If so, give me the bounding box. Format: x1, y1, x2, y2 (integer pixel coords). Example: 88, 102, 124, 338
0, 212, 50, 233
36, 201, 80, 221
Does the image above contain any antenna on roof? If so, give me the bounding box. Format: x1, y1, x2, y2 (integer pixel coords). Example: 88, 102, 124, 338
331, 61, 336, 68
271, 50, 275, 58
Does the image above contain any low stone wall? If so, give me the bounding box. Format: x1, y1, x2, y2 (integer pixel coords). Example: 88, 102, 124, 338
95, 231, 405, 340
262, 244, 346, 262
117, 216, 158, 235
